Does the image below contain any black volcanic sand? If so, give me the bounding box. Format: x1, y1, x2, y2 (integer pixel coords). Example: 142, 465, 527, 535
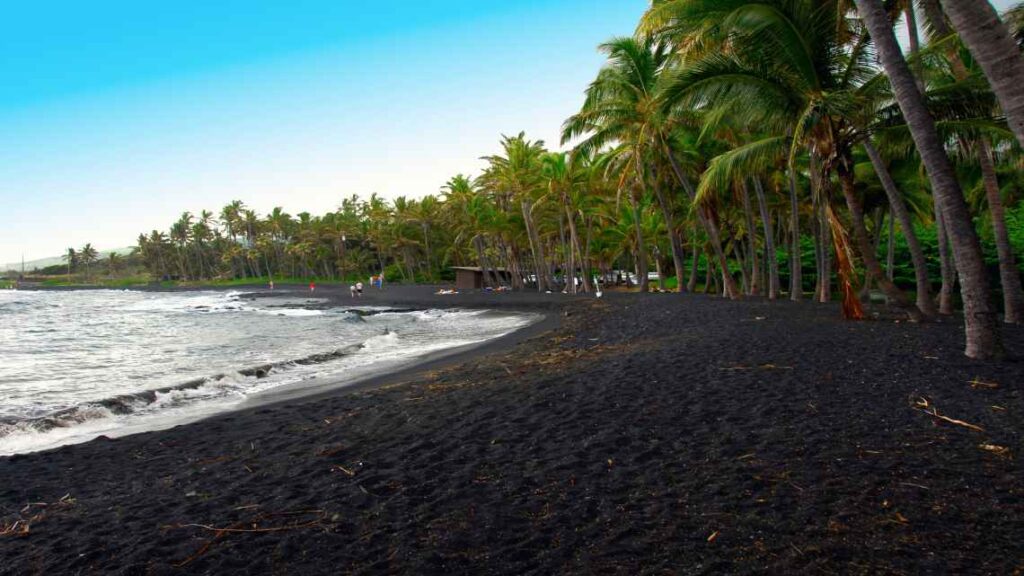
2, 286, 1023, 575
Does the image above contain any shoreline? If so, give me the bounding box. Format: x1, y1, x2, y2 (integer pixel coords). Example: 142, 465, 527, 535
0, 286, 565, 456
2, 288, 1022, 574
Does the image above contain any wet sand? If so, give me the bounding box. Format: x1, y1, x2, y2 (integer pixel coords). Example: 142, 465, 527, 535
1, 286, 1022, 574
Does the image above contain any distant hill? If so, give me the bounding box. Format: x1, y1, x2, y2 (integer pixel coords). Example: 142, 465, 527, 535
3, 247, 133, 273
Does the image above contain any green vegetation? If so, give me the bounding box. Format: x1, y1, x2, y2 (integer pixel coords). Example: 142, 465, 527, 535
38, 276, 152, 288
120, 2, 1024, 358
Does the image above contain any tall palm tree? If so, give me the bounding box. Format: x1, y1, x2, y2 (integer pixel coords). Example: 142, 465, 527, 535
62, 247, 77, 277
79, 243, 98, 279
855, 0, 1002, 358
861, 140, 937, 316
107, 252, 121, 276
915, 0, 1024, 323
653, 0, 881, 317
562, 36, 703, 295
938, 0, 1024, 149
480, 133, 553, 292
541, 152, 592, 293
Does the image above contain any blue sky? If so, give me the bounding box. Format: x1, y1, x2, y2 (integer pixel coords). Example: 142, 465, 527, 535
0, 1, 646, 264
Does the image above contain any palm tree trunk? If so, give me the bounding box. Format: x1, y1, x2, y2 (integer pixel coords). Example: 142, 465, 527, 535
651, 182, 687, 293
939, 0, 1024, 150
558, 215, 572, 293
820, 217, 833, 304
421, 223, 434, 282
655, 255, 665, 291
664, 147, 741, 298
978, 137, 1024, 323
630, 191, 650, 293
584, 221, 595, 288
886, 212, 896, 281
474, 236, 500, 288
812, 209, 824, 301
822, 202, 865, 318
688, 239, 700, 292
934, 201, 956, 314
565, 205, 591, 293
740, 181, 761, 296
735, 242, 750, 294
906, 1, 925, 91
811, 182, 831, 304
753, 178, 780, 299
860, 206, 885, 303
857, 0, 1002, 358
704, 251, 716, 294
520, 199, 550, 292
788, 167, 803, 300
863, 139, 937, 316
841, 162, 920, 320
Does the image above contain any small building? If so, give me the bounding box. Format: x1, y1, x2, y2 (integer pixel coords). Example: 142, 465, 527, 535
452, 267, 512, 290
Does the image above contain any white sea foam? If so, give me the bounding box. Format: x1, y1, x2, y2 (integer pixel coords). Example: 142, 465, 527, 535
0, 289, 539, 455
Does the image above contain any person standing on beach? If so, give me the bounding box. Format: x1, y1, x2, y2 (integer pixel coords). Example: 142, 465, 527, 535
269, 279, 274, 291
356, 281, 364, 297
310, 281, 316, 292
350, 285, 357, 298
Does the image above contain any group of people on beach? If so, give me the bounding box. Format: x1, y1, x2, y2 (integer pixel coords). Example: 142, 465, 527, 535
264, 275, 382, 297
350, 274, 383, 298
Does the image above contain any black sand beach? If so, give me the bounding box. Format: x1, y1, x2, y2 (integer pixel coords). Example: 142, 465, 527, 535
2, 286, 1023, 574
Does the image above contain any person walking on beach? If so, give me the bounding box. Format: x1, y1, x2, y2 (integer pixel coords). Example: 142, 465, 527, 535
269, 279, 274, 291
356, 281, 364, 297
310, 281, 316, 292
350, 285, 357, 298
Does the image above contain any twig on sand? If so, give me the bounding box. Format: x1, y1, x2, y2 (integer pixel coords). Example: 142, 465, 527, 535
1, 494, 76, 538
969, 378, 999, 390
332, 464, 357, 477
0, 519, 30, 537
979, 444, 1011, 458
720, 364, 794, 371
175, 518, 324, 534
167, 510, 331, 567
911, 398, 985, 433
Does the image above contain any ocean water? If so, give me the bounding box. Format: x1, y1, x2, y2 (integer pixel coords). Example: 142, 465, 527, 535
0, 289, 536, 455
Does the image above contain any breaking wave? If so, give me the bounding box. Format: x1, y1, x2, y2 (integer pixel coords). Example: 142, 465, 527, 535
0, 289, 538, 455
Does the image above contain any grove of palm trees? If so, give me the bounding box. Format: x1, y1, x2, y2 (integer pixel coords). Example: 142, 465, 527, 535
133, 1, 1024, 360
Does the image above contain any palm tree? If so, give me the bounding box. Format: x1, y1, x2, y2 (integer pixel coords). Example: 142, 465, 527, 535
62, 247, 77, 277
170, 213, 193, 280
938, 0, 1024, 150
541, 152, 592, 293
855, 0, 1002, 358
652, 0, 878, 316
480, 133, 553, 292
915, 0, 1024, 323
107, 252, 121, 276
79, 243, 98, 279
970, 135, 1024, 324
861, 140, 937, 316
562, 37, 699, 295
